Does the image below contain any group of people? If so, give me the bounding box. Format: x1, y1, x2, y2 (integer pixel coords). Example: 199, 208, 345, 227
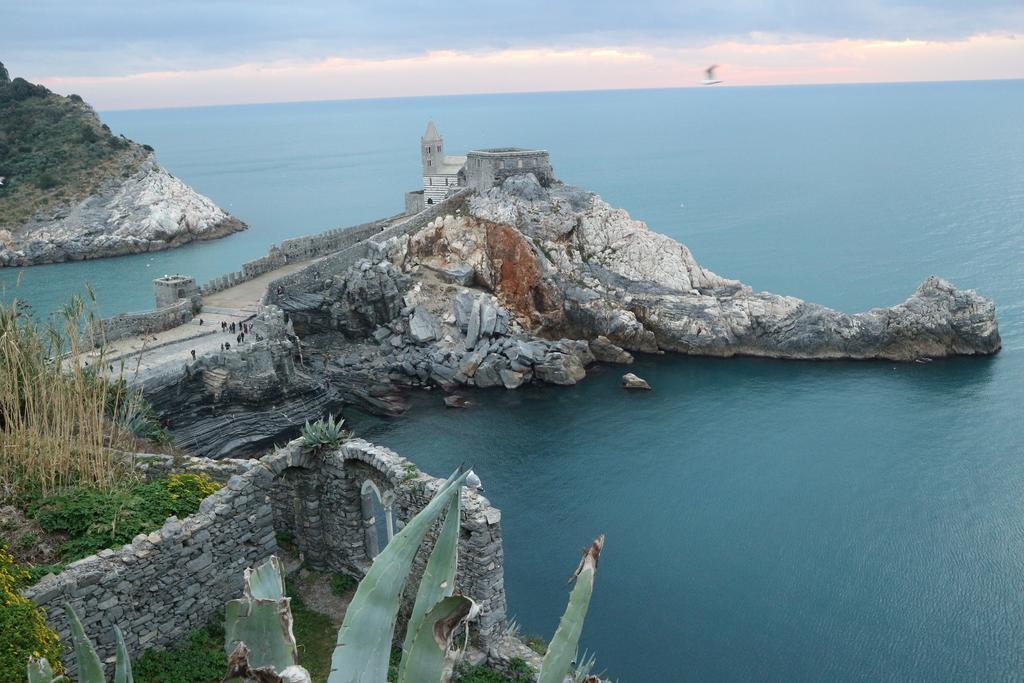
218, 319, 259, 350
189, 317, 262, 361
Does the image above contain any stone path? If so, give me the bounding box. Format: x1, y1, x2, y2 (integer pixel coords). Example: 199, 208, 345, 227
82, 256, 324, 386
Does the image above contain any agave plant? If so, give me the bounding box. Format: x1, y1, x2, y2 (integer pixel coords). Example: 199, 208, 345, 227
26, 602, 133, 683
300, 414, 350, 451
28, 468, 605, 683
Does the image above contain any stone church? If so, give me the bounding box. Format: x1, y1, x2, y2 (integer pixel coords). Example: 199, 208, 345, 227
405, 121, 555, 213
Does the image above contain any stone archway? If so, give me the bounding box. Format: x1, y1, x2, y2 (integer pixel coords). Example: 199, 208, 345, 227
360, 479, 394, 558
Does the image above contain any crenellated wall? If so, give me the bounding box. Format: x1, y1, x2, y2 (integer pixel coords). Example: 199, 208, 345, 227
24, 438, 507, 676
198, 216, 400, 296
89, 298, 195, 345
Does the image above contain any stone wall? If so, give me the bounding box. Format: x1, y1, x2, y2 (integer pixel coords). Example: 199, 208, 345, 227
465, 149, 554, 190
25, 437, 507, 675
198, 216, 398, 296
90, 298, 194, 345
267, 438, 507, 640
263, 189, 471, 307
23, 461, 278, 676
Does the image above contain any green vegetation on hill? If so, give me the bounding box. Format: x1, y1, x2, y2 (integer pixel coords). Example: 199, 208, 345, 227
29, 473, 221, 563
0, 60, 149, 228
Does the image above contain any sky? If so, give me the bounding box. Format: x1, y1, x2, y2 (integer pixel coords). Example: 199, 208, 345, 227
3, 1, 1023, 110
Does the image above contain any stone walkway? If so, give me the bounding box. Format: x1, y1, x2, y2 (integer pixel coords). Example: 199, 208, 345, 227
83, 256, 323, 386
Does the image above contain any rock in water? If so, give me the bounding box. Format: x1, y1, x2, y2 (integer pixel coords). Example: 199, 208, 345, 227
444, 394, 470, 408
622, 373, 652, 390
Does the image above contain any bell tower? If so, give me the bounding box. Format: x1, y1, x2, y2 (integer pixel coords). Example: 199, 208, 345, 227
421, 120, 443, 175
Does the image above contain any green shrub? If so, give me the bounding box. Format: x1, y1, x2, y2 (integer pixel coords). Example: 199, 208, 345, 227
30, 473, 222, 562
33, 172, 58, 190
132, 623, 226, 683
330, 572, 358, 597
0, 547, 63, 682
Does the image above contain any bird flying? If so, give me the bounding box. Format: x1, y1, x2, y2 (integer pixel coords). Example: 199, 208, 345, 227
703, 65, 722, 85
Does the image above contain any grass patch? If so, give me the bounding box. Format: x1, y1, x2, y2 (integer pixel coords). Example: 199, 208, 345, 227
524, 634, 548, 655
453, 656, 534, 682
330, 572, 358, 597
288, 589, 337, 683
133, 623, 227, 683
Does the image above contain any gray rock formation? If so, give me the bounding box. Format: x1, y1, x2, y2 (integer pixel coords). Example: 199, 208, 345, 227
0, 154, 245, 266
622, 373, 652, 390
436, 174, 1001, 361
145, 306, 339, 458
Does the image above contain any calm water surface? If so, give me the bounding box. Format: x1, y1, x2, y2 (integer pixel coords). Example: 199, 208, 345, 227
3, 81, 1023, 680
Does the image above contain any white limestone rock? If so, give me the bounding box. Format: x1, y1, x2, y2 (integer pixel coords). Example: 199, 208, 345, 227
622, 373, 652, 390
0, 156, 245, 266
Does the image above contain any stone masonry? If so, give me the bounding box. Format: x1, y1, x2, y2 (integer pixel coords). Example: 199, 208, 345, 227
25, 439, 507, 676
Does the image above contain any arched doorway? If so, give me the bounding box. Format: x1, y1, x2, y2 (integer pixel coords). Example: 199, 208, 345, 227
360, 480, 394, 558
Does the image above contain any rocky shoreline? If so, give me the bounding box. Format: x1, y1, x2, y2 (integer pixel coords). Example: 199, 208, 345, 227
0, 154, 245, 266
135, 174, 999, 456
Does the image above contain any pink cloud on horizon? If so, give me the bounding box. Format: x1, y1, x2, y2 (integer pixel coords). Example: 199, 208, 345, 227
35, 34, 1024, 110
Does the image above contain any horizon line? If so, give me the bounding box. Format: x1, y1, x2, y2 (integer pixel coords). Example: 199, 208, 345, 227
95, 76, 1024, 113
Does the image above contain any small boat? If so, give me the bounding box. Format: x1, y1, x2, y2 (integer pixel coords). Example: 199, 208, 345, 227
702, 64, 722, 85
915, 357, 933, 364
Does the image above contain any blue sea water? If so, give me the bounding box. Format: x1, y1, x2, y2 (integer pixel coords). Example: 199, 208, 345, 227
4, 81, 1023, 680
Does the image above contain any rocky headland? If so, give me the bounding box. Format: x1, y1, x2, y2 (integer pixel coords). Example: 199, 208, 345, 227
130, 173, 999, 456
0, 152, 245, 266
253, 174, 998, 413
0, 61, 245, 266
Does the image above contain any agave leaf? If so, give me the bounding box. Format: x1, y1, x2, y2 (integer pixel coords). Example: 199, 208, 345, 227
246, 555, 287, 600
113, 625, 134, 683
538, 535, 605, 683
26, 657, 61, 683
329, 469, 470, 683
397, 491, 462, 682
65, 602, 106, 683
225, 557, 298, 673
399, 595, 477, 683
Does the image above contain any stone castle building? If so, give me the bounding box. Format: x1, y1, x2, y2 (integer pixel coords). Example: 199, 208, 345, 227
406, 121, 554, 213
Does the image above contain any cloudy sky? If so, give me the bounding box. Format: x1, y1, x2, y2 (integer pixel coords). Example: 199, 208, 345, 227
4, 1, 1023, 109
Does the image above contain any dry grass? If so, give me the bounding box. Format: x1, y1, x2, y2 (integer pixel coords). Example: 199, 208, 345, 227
0, 290, 139, 503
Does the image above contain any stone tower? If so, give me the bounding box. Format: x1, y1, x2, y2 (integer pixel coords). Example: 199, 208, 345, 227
421, 120, 443, 175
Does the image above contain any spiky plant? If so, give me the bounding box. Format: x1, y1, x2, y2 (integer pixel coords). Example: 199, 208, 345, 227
26, 602, 133, 683
29, 470, 605, 683
300, 414, 350, 452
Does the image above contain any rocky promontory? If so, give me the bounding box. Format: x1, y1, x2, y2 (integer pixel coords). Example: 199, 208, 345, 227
136, 173, 999, 453
0, 61, 245, 266
0, 154, 245, 266
261, 173, 998, 413
420, 175, 1001, 361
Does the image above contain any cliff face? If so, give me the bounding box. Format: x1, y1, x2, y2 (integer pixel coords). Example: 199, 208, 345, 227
411, 174, 1000, 361
0, 62, 245, 266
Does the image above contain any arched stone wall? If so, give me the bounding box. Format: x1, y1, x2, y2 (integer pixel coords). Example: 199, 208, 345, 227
263, 439, 508, 639
27, 437, 508, 678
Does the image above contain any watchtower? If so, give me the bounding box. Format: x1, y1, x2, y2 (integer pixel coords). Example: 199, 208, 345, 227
153, 274, 198, 310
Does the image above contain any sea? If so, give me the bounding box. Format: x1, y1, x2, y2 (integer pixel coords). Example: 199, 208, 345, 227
2, 80, 1023, 681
